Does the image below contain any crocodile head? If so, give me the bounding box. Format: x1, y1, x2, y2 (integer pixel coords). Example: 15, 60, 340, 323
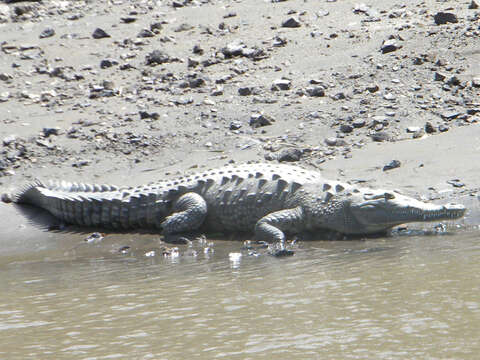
346, 190, 466, 234
302, 185, 466, 235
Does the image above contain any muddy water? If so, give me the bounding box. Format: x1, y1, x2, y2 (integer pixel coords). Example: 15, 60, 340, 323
0, 225, 479, 360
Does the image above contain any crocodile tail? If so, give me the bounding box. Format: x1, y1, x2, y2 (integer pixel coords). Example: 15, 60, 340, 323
13, 180, 166, 230
13, 179, 47, 205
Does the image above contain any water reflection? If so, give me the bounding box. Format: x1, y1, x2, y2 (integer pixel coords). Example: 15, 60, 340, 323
0, 230, 479, 359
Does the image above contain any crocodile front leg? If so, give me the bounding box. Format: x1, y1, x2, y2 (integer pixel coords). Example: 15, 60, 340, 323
254, 207, 304, 254
160, 192, 207, 241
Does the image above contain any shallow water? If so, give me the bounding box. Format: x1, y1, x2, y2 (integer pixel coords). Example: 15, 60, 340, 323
0, 226, 479, 360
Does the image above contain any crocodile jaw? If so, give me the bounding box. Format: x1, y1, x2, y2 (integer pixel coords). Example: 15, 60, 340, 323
349, 192, 466, 234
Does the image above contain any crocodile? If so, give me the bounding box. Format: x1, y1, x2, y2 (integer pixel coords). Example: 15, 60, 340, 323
10, 163, 466, 251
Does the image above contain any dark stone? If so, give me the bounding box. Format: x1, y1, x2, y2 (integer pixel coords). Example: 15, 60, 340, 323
238, 87, 252, 96
121, 17, 137, 23
138, 29, 155, 38
188, 77, 205, 88
250, 113, 275, 128
92, 28, 110, 39
332, 92, 346, 100
434, 72, 446, 81
433, 12, 458, 25
447, 179, 464, 188
447, 76, 460, 86
383, 160, 401, 171
39, 28, 55, 39
380, 39, 401, 54
370, 132, 390, 142
281, 17, 301, 28
305, 86, 325, 97
271, 79, 291, 91
469, 0, 479, 9
42, 127, 60, 137
145, 50, 170, 65
366, 84, 379, 93
425, 122, 436, 133
100, 59, 118, 68
193, 44, 204, 54
277, 148, 303, 162
353, 119, 366, 128
229, 121, 242, 130
139, 111, 159, 120
340, 124, 353, 133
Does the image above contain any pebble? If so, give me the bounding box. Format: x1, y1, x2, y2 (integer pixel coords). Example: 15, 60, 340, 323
250, 113, 274, 128
277, 148, 303, 162
145, 50, 171, 65
352, 119, 366, 128
281, 17, 301, 28
433, 12, 458, 25
383, 160, 401, 171
238, 86, 253, 96
271, 79, 291, 91
447, 179, 464, 188
92, 28, 110, 39
340, 124, 353, 133
39, 28, 55, 39
305, 86, 325, 97
425, 122, 436, 133
381, 39, 401, 54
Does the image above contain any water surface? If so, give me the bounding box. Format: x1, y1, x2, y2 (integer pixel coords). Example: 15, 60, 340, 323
0, 226, 479, 359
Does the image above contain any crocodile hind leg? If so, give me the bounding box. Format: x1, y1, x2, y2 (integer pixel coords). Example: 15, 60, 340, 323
160, 192, 207, 243
254, 207, 304, 256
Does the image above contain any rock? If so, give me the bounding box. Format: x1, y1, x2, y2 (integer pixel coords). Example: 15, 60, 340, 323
369, 132, 390, 142
277, 148, 303, 162
324, 137, 345, 146
433, 12, 458, 25
383, 92, 396, 101
238, 87, 253, 96
471, 77, 480, 88
447, 179, 464, 188
100, 59, 118, 68
352, 119, 366, 128
305, 86, 325, 97
425, 122, 436, 133
366, 83, 379, 93
0, 73, 13, 82
42, 127, 60, 137
120, 17, 137, 23
434, 72, 446, 81
438, 124, 449, 132
469, 0, 479, 9
250, 113, 275, 128
192, 44, 204, 54
406, 126, 421, 133
281, 17, 301, 28
92, 28, 110, 39
383, 160, 401, 171
137, 29, 155, 38
340, 124, 353, 133
139, 111, 159, 120
331, 92, 346, 100
441, 111, 461, 120
229, 121, 242, 130
174, 23, 194, 32
145, 50, 170, 65
3, 134, 16, 146
271, 79, 291, 91
39, 28, 55, 39
381, 39, 401, 54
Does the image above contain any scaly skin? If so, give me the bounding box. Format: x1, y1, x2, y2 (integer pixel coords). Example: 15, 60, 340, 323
11, 163, 466, 247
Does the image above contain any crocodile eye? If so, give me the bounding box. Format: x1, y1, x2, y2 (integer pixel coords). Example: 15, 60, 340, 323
384, 192, 395, 200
